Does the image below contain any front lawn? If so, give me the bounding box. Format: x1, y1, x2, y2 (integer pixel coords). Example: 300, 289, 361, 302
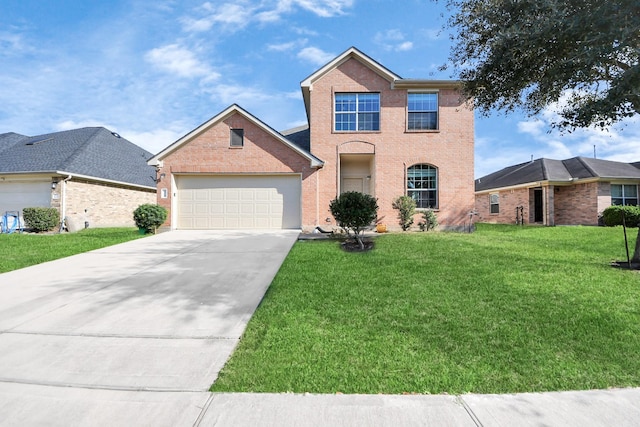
212, 224, 640, 394
0, 228, 146, 273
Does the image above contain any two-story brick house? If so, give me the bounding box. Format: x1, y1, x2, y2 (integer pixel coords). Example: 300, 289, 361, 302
148, 47, 475, 231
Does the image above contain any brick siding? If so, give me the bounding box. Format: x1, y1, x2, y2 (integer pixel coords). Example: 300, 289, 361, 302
476, 181, 612, 226
309, 58, 475, 230
64, 179, 156, 230
155, 55, 475, 231
156, 113, 318, 228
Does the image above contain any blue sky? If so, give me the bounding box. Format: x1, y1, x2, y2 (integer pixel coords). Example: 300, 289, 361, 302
1, 0, 638, 178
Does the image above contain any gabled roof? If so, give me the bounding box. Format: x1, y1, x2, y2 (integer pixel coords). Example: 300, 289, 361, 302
300, 47, 401, 122
148, 104, 323, 168
0, 127, 156, 189
476, 156, 640, 192
299, 46, 462, 122
280, 125, 310, 152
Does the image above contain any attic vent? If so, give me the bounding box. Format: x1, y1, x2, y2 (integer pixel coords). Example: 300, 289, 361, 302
111, 132, 121, 138
25, 137, 53, 146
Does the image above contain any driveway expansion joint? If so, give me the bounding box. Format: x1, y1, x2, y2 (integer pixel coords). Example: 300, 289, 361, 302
5, 330, 240, 340
0, 377, 211, 393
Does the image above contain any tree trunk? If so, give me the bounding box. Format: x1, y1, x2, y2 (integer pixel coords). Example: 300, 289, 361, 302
632, 227, 640, 264
355, 232, 364, 251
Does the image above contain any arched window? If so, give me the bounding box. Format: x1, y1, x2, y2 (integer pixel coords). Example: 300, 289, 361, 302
407, 164, 438, 209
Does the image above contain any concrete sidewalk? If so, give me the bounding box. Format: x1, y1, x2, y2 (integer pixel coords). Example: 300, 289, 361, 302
197, 389, 640, 426
1, 385, 638, 426
0, 230, 638, 426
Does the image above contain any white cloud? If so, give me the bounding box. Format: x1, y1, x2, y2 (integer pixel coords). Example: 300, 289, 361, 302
120, 127, 187, 155
181, 3, 254, 32
374, 29, 414, 52
291, 0, 354, 17
55, 119, 111, 131
182, 0, 355, 33
144, 44, 219, 79
0, 32, 31, 56
297, 46, 334, 65
498, 99, 640, 178
517, 119, 546, 136
267, 40, 303, 52
205, 83, 275, 106
397, 41, 413, 51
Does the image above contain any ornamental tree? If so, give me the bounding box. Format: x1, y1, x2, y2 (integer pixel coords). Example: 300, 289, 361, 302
329, 191, 378, 250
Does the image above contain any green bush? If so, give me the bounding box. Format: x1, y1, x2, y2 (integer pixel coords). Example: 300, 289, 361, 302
329, 191, 378, 250
392, 196, 416, 231
601, 205, 640, 227
133, 204, 168, 234
23, 207, 60, 232
418, 209, 438, 231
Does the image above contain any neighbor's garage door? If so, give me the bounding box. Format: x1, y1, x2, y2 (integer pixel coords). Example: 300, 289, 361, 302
176, 175, 301, 229
0, 181, 51, 214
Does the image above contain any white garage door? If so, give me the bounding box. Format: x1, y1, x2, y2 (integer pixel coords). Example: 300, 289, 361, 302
176, 175, 301, 229
0, 181, 51, 214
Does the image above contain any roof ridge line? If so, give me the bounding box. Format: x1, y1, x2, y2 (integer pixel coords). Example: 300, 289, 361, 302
574, 156, 598, 178
59, 127, 104, 169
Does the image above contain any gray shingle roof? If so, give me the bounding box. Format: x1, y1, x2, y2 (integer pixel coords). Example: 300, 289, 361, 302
0, 127, 156, 188
476, 156, 640, 192
280, 125, 310, 152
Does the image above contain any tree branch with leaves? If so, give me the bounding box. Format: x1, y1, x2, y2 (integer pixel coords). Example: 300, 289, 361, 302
443, 0, 640, 130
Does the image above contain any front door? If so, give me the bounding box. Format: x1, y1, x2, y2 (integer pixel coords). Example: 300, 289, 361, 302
534, 188, 543, 223
342, 177, 364, 193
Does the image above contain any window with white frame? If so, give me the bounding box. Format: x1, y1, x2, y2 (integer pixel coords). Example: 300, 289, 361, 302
611, 184, 638, 206
334, 93, 380, 131
490, 193, 500, 213
408, 92, 438, 130
407, 164, 438, 209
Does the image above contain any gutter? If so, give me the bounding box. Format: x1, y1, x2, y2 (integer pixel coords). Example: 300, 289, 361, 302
0, 170, 156, 191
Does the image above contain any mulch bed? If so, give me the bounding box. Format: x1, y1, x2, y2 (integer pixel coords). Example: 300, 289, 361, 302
340, 239, 375, 252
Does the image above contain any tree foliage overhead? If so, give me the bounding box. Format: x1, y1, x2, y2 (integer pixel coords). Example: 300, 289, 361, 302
445, 0, 640, 130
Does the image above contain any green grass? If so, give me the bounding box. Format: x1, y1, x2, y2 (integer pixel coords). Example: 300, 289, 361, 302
211, 224, 640, 395
0, 228, 147, 273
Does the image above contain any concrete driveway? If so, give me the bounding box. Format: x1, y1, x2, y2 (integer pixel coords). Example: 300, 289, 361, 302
0, 230, 299, 426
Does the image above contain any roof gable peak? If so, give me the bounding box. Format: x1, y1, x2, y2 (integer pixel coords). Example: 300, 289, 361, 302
148, 104, 323, 168
300, 47, 400, 88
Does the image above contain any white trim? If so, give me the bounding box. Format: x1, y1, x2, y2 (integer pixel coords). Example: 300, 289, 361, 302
300, 47, 400, 88
0, 171, 155, 191
147, 104, 323, 169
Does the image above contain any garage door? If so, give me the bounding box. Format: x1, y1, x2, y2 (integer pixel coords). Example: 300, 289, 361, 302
0, 181, 51, 214
176, 175, 301, 229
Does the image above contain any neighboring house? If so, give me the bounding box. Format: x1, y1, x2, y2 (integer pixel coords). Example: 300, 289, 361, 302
148, 47, 475, 231
475, 156, 640, 226
0, 127, 156, 230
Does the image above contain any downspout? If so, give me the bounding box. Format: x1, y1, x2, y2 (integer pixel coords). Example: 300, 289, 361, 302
403, 163, 407, 194
60, 175, 72, 231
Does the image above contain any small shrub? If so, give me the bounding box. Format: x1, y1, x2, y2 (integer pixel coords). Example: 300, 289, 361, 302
133, 204, 168, 234
602, 205, 640, 227
23, 207, 60, 233
392, 196, 416, 231
329, 191, 378, 250
418, 209, 438, 231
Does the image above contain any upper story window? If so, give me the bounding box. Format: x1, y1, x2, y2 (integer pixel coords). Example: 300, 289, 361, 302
335, 93, 380, 131
230, 128, 244, 147
611, 184, 638, 206
408, 92, 438, 130
407, 164, 438, 209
